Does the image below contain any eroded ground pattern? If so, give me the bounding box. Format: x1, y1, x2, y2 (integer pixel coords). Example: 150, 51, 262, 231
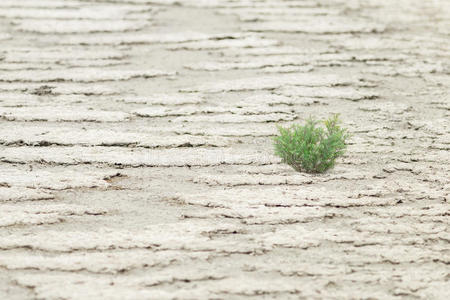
0, 0, 449, 299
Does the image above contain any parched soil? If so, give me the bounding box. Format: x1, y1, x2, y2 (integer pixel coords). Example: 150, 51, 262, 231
0, 0, 449, 299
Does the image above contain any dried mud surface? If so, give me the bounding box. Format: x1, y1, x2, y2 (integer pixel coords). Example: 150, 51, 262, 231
0, 0, 449, 299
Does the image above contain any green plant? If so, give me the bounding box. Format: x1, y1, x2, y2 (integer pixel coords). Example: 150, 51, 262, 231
273, 114, 349, 173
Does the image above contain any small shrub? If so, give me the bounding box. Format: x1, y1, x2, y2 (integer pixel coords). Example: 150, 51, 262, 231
273, 114, 349, 173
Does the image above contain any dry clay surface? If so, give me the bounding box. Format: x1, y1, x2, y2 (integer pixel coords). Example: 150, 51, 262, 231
0, 0, 449, 299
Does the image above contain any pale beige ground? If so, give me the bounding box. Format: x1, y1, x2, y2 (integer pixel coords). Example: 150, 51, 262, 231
0, 0, 449, 299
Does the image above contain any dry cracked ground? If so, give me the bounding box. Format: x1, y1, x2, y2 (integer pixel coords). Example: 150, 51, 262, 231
0, 0, 449, 299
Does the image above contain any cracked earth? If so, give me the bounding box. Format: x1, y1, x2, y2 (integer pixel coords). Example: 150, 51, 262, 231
0, 0, 449, 299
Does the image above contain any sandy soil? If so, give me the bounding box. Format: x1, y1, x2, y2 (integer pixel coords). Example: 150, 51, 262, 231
0, 0, 449, 299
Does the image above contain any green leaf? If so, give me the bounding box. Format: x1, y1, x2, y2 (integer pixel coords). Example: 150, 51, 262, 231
273, 115, 349, 173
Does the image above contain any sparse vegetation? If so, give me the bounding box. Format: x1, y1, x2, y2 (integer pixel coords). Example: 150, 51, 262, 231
273, 114, 349, 173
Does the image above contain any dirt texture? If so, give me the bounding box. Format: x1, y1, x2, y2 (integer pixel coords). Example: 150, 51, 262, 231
0, 0, 449, 299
